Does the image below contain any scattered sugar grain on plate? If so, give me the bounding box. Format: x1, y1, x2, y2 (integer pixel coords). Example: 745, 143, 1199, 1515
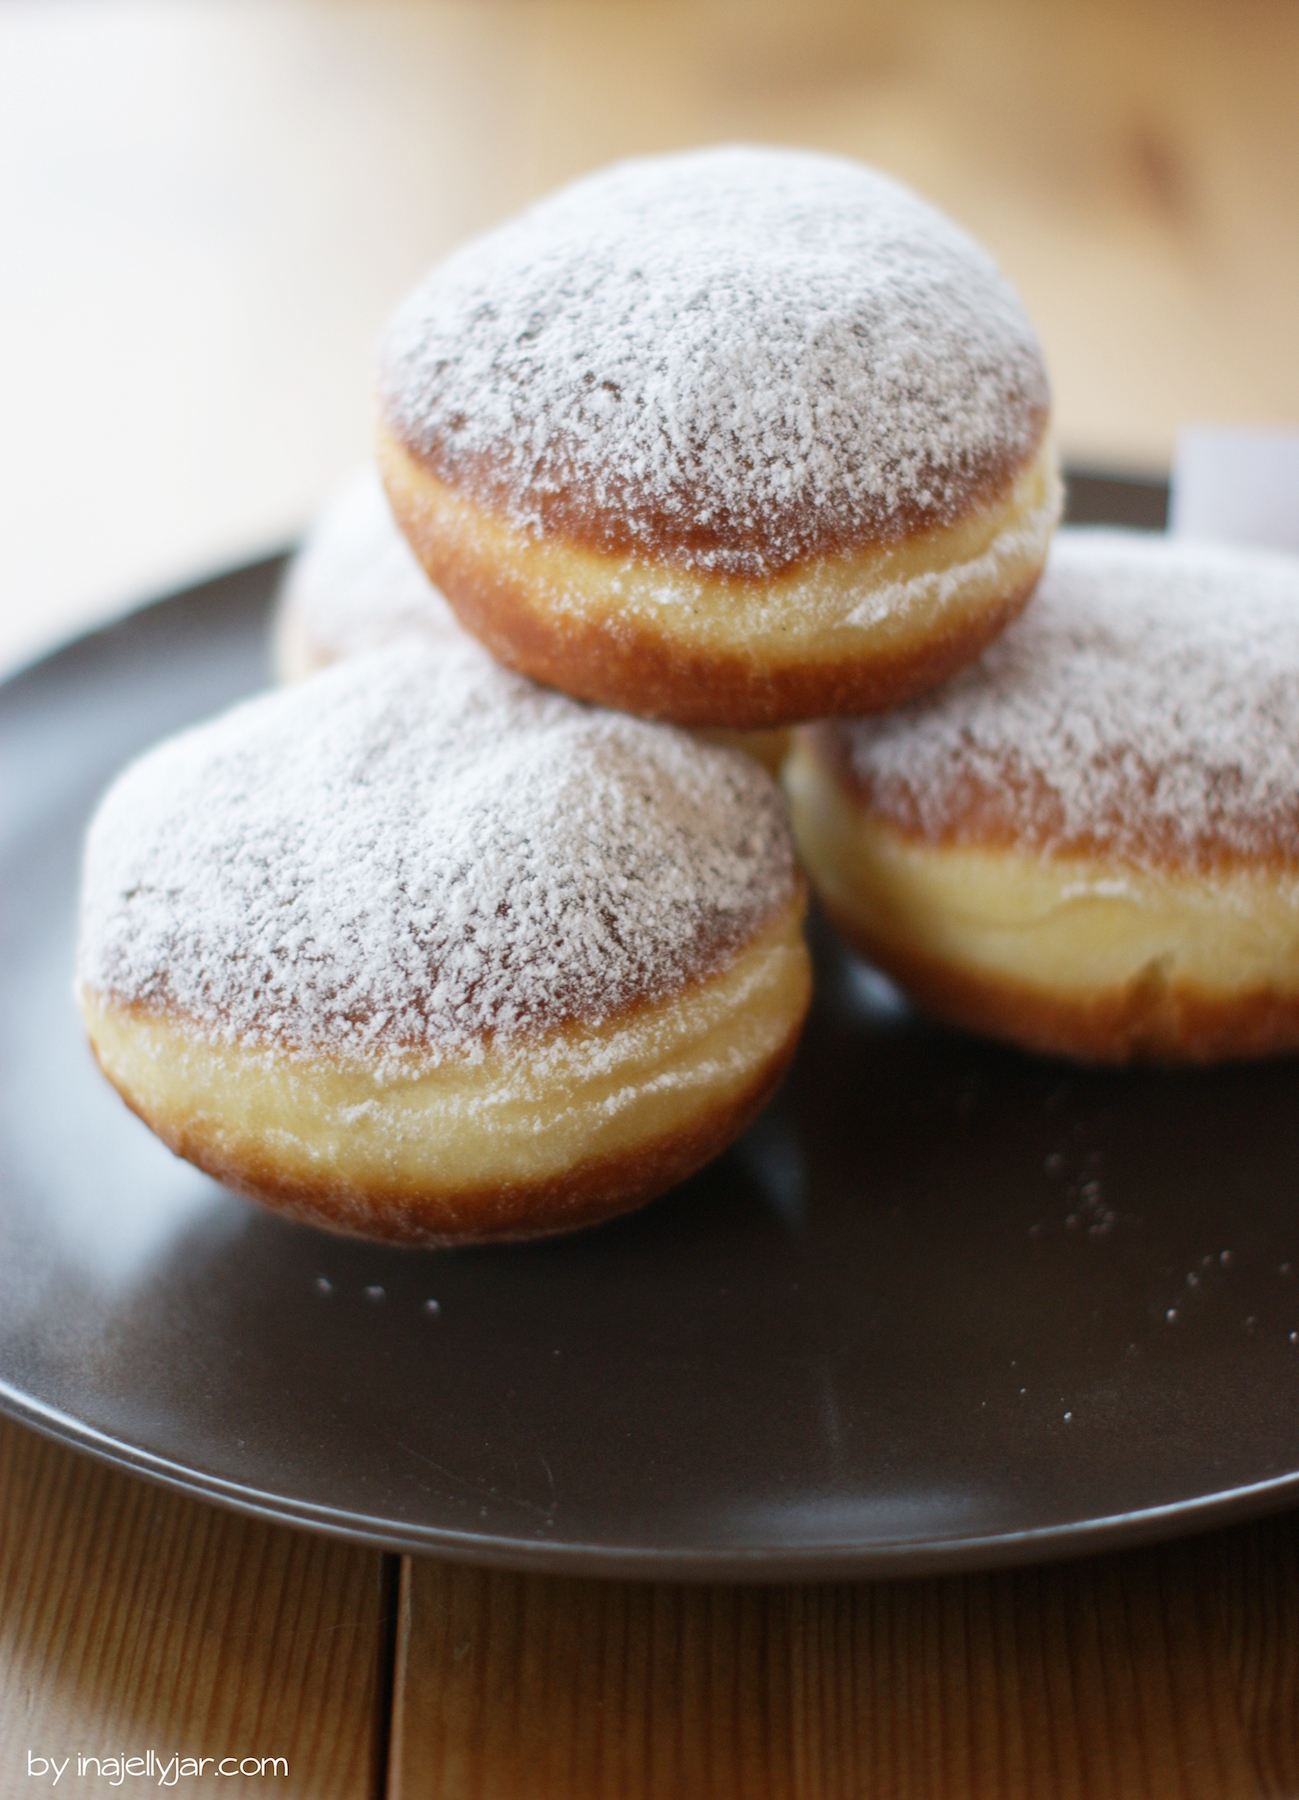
846, 531, 1299, 868
380, 147, 1048, 580
78, 643, 796, 1079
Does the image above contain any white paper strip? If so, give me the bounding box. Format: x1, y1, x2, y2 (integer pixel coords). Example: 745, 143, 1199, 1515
1169, 427, 1299, 552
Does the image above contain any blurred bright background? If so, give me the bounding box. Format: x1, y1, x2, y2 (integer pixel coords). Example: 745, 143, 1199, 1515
2, 0, 1297, 670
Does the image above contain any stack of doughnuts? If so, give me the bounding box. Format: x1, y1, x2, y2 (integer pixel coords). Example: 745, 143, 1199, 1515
85, 142, 1298, 1249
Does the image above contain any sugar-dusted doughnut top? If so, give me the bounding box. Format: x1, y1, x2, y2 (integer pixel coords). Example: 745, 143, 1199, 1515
280, 468, 462, 661
827, 529, 1299, 871
379, 146, 1050, 579
79, 644, 799, 1070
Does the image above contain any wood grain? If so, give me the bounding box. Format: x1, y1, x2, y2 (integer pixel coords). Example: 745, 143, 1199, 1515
0, 1416, 392, 1799
1209, 1517, 1299, 1797
6, 1409, 1298, 1799
389, 1520, 1299, 1799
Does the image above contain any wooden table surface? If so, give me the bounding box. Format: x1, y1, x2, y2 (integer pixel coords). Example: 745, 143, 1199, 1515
4, 1410, 1299, 1797
4, 2, 1299, 1793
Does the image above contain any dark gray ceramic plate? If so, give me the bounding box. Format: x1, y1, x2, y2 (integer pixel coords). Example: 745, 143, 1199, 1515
5, 480, 1299, 1580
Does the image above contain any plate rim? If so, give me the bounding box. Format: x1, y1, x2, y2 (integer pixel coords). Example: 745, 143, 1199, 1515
20, 479, 1299, 1584
4, 1378, 1296, 1581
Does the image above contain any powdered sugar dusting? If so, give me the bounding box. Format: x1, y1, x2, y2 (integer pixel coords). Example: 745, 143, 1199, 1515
279, 468, 462, 661
79, 644, 797, 1071
841, 530, 1299, 868
380, 146, 1048, 578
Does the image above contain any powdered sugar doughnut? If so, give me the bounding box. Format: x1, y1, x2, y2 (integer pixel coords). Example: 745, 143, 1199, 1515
276, 470, 793, 773
378, 146, 1060, 730
786, 531, 1299, 1062
274, 468, 463, 680
78, 643, 810, 1243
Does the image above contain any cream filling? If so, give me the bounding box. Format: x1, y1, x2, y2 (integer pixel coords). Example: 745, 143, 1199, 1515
80, 897, 811, 1199
379, 429, 1061, 660
785, 744, 1299, 999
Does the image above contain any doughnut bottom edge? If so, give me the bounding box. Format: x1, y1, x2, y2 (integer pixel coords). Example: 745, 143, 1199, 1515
79, 896, 812, 1244
379, 427, 1061, 729
785, 747, 1299, 1065
823, 905, 1299, 1065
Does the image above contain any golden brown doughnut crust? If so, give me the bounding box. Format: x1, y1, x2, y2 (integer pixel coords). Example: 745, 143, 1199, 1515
817, 885, 1299, 1066
86, 973, 806, 1246
81, 890, 812, 1245
788, 759, 1299, 1065
787, 736, 1299, 1066
128, 1058, 795, 1245
379, 425, 1058, 728
391, 395, 1046, 580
